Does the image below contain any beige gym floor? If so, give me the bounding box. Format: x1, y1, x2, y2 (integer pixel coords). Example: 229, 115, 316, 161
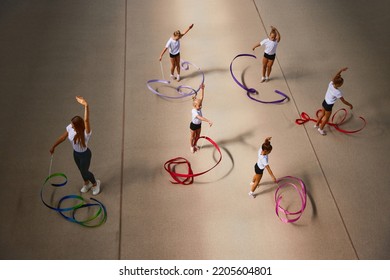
0, 0, 389, 260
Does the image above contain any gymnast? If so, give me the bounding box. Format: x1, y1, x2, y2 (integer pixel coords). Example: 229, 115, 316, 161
190, 83, 213, 153
159, 24, 194, 82
50, 96, 101, 195
249, 137, 277, 198
252, 25, 281, 83
315, 67, 353, 135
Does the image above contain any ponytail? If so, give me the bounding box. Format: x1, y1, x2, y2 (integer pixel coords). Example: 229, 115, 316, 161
262, 138, 272, 152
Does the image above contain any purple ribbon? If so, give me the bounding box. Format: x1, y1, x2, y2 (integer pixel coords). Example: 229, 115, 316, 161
146, 60, 205, 99
230, 53, 289, 104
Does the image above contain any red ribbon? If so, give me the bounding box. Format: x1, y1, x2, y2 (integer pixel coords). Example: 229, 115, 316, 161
164, 136, 222, 185
296, 108, 367, 134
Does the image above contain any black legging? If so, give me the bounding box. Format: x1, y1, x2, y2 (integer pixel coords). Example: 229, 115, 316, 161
73, 148, 96, 184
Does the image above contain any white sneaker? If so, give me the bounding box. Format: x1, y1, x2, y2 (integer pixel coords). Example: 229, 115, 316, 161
314, 124, 319, 128
261, 77, 266, 83
190, 146, 195, 153
248, 192, 256, 198
318, 128, 327, 135
80, 182, 92, 193
170, 74, 176, 80
177, 75, 181, 82
92, 180, 101, 195
265, 77, 270, 82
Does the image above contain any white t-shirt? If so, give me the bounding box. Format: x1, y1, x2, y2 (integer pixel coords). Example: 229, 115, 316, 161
324, 82, 343, 105
260, 38, 278, 55
191, 108, 202, 125
165, 37, 180, 55
66, 124, 91, 153
256, 149, 269, 170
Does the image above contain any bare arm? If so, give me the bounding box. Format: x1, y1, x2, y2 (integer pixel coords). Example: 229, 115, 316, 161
159, 47, 168, 61
271, 26, 281, 42
76, 96, 90, 133
196, 115, 213, 127
50, 131, 68, 154
340, 97, 353, 109
265, 165, 277, 182
252, 42, 261, 51
197, 83, 205, 103
332, 67, 348, 81
180, 24, 194, 38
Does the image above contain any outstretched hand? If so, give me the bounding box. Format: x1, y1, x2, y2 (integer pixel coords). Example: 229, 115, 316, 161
341, 67, 348, 72
76, 96, 88, 106
189, 23, 194, 29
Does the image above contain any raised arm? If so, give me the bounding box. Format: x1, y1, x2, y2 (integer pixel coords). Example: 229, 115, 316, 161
180, 24, 194, 38
332, 67, 348, 81
197, 83, 205, 103
271, 26, 281, 42
76, 96, 90, 133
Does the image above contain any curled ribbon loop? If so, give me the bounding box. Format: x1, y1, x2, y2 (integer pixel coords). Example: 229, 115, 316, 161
146, 60, 205, 99
41, 172, 107, 227
230, 54, 289, 103
275, 176, 307, 223
295, 109, 367, 134
164, 136, 222, 185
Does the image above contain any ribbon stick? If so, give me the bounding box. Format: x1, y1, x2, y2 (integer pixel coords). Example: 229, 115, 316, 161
295, 108, 367, 134
159, 61, 165, 80
275, 176, 307, 223
146, 60, 205, 99
41, 158, 107, 227
229, 54, 289, 104
164, 136, 222, 185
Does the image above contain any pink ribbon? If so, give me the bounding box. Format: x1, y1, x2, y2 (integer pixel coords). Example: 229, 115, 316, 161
275, 176, 307, 223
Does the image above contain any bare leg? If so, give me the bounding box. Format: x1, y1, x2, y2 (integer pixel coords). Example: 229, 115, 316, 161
194, 128, 201, 150
266, 59, 275, 79
316, 108, 325, 127
251, 174, 263, 193
319, 111, 332, 130
261, 57, 268, 81
170, 57, 176, 77
190, 130, 197, 148
175, 55, 181, 76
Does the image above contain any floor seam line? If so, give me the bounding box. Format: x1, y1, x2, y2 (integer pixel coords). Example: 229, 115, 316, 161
118, 0, 128, 260
252, 0, 359, 259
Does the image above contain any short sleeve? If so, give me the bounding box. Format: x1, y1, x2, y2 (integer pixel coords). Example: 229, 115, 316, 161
260, 38, 268, 46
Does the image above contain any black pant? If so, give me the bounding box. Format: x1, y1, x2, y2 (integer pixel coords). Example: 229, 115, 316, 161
73, 148, 96, 184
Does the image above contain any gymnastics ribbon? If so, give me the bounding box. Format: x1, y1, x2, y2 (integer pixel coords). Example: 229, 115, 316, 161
275, 176, 307, 223
229, 53, 289, 103
164, 136, 222, 185
295, 108, 367, 134
146, 60, 205, 99
41, 166, 107, 227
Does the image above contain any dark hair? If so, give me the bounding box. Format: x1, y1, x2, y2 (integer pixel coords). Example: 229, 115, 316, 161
262, 138, 272, 152
71, 116, 86, 148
